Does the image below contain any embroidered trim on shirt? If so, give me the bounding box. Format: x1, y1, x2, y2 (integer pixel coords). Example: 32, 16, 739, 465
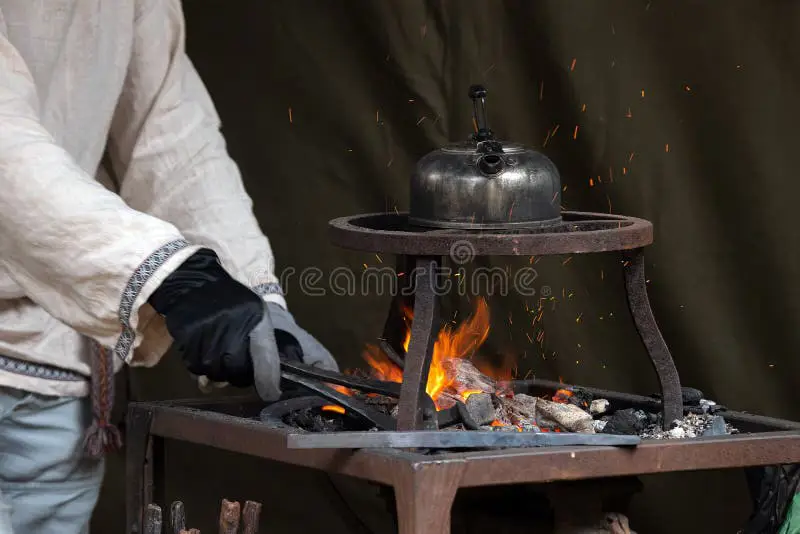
253, 282, 284, 297
113, 239, 191, 361
0, 353, 85, 382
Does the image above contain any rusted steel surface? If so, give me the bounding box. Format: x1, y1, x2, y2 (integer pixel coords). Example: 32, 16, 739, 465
396, 257, 441, 431
453, 432, 800, 487
126, 397, 800, 534
623, 248, 683, 428
131, 399, 800, 482
328, 211, 653, 256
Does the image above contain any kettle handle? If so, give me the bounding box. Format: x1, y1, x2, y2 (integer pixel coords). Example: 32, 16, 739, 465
469, 85, 493, 141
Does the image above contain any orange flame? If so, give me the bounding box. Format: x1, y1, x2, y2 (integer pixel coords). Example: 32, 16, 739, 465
361, 297, 492, 409
321, 405, 346, 414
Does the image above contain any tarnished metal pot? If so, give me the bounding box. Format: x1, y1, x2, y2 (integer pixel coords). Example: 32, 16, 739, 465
409, 85, 562, 230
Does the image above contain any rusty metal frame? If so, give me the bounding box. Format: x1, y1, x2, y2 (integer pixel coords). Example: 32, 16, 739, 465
332, 211, 680, 429
328, 211, 653, 257
126, 388, 800, 534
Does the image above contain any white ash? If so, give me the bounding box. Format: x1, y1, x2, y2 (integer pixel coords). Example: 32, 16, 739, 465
699, 398, 717, 413
640, 413, 736, 440
590, 399, 609, 415
592, 419, 608, 432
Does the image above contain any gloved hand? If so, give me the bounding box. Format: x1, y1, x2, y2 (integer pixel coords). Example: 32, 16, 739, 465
147, 248, 337, 401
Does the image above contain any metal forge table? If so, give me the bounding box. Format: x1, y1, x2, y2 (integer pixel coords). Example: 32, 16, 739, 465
126, 211, 800, 533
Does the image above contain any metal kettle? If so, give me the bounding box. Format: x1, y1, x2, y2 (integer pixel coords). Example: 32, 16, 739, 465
409, 85, 562, 230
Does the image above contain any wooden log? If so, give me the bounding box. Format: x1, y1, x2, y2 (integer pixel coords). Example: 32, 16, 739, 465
241, 501, 262, 534
144, 504, 163, 534
218, 499, 241, 534
170, 501, 186, 534
179, 529, 200, 534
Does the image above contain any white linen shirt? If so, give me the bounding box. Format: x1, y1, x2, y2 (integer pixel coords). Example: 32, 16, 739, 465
0, 0, 286, 397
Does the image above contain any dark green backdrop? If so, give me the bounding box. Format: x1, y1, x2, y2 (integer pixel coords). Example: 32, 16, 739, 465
92, 1, 800, 532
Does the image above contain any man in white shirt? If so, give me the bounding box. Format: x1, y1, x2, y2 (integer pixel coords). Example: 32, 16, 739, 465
0, 1, 338, 532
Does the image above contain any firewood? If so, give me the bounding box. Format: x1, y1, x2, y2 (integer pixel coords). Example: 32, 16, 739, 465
145, 504, 163, 534
218, 499, 241, 534
179, 529, 200, 534
170, 501, 186, 534
443, 359, 496, 394
241, 501, 262, 534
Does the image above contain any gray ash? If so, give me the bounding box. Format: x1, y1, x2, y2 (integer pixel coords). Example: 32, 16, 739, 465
641, 413, 737, 440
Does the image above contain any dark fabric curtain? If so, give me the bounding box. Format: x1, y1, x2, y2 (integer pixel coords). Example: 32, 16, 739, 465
93, 1, 800, 532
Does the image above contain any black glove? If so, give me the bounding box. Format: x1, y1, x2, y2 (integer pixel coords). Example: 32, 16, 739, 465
148, 248, 267, 387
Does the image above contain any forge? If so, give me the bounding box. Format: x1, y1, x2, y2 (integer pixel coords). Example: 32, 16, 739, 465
126, 87, 800, 534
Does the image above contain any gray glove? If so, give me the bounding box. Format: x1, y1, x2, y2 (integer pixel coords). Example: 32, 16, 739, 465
266, 302, 340, 372
250, 302, 340, 402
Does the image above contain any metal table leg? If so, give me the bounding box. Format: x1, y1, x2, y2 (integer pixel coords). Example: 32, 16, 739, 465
393, 460, 465, 534
125, 405, 153, 534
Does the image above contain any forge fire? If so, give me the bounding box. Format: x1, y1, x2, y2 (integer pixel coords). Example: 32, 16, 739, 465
288, 297, 737, 441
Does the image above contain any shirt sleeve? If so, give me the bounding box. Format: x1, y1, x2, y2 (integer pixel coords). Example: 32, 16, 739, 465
0, 9, 202, 364
107, 0, 287, 327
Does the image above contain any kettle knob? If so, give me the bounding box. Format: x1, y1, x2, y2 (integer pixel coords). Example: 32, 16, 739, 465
468, 84, 493, 141
468, 85, 488, 99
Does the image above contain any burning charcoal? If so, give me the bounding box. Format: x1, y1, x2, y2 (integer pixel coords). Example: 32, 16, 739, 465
590, 399, 610, 416
501, 394, 594, 433
535, 398, 595, 433
569, 387, 594, 411
681, 387, 704, 406
465, 392, 496, 426
601, 408, 648, 436
702, 415, 728, 437
444, 359, 497, 394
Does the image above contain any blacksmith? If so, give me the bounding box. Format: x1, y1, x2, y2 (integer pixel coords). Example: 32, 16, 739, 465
0, 1, 337, 532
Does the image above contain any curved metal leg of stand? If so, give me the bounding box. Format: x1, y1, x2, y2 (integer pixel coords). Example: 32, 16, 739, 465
623, 248, 683, 429
396, 257, 441, 431
381, 255, 416, 359
393, 461, 465, 534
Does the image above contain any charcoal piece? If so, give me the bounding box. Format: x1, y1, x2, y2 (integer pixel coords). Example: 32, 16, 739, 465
601, 408, 648, 436
702, 415, 728, 437
535, 398, 595, 433
465, 393, 496, 426
568, 387, 594, 411
681, 387, 704, 406
590, 399, 609, 416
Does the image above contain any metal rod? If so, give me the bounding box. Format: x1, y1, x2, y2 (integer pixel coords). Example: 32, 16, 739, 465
286, 430, 641, 450
623, 248, 683, 428
144, 504, 162, 534
218, 499, 240, 534
169, 501, 186, 534
241, 501, 262, 534
279, 371, 396, 430
280, 360, 402, 397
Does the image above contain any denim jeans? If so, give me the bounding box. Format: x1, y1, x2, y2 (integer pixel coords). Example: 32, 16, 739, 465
0, 386, 104, 534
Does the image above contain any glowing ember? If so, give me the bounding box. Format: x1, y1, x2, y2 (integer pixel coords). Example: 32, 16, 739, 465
321, 405, 345, 414
553, 388, 574, 404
